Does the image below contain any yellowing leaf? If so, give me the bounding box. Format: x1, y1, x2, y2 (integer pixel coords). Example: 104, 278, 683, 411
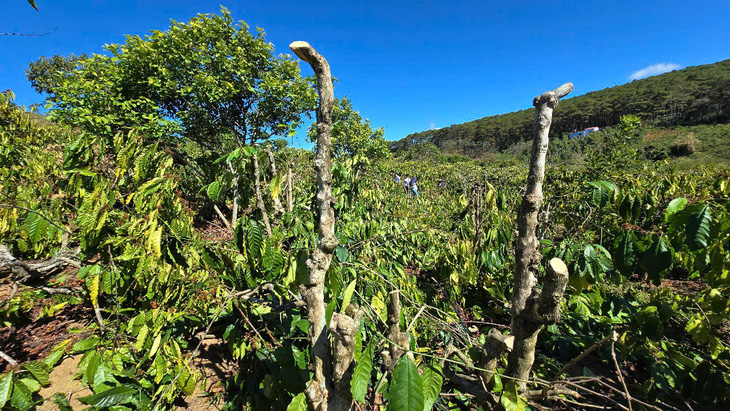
89, 274, 100, 307
341, 278, 357, 313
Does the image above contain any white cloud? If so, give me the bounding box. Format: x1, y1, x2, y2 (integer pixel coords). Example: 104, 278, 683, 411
429, 122, 436, 130
630, 63, 681, 80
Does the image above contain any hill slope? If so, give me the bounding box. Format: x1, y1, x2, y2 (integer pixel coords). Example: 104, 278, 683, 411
392, 59, 730, 157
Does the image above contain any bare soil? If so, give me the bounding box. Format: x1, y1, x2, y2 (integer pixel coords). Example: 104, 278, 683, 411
36, 355, 92, 411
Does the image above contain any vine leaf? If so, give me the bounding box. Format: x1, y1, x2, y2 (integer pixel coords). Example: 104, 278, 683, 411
587, 181, 616, 208
206, 181, 221, 202
341, 278, 357, 313
89, 274, 100, 308
335, 245, 350, 263
421, 362, 443, 411
351, 340, 374, 403
22, 362, 50, 386
665, 197, 688, 220
247, 220, 263, 259
0, 371, 13, 408
269, 173, 285, 199
640, 236, 674, 282
78, 386, 137, 408
286, 392, 307, 411
389, 355, 424, 411
500, 381, 527, 411
28, 0, 39, 11
685, 203, 712, 250
10, 379, 33, 410
613, 232, 637, 277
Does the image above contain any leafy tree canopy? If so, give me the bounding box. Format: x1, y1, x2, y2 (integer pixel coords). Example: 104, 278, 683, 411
37, 7, 316, 152
307, 96, 390, 160
26, 54, 88, 97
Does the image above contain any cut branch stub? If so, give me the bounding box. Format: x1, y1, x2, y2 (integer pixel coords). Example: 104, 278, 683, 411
385, 290, 410, 371
329, 305, 364, 410
534, 258, 569, 324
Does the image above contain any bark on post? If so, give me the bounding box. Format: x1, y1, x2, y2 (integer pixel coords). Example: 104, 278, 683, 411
290, 41, 339, 410
251, 145, 272, 237
228, 162, 239, 228
384, 290, 410, 371
286, 165, 293, 213
264, 145, 286, 218
479, 329, 512, 390
506, 83, 573, 390
329, 306, 364, 410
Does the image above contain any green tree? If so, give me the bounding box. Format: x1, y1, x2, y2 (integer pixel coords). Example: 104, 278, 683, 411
26, 54, 88, 97
40, 7, 316, 152
308, 96, 390, 160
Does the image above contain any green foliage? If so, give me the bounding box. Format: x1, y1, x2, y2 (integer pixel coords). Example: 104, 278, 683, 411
3, 18, 730, 411
308, 96, 390, 160
350, 340, 374, 404
389, 355, 424, 411
618, 114, 641, 133
421, 362, 443, 411
78, 386, 138, 408
25, 54, 87, 97
38, 7, 315, 153
500, 381, 527, 411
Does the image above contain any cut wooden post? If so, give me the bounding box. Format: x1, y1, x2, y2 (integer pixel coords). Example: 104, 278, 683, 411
286, 165, 293, 213
251, 145, 272, 237
228, 162, 239, 227
385, 290, 410, 371
507, 83, 573, 391
290, 40, 339, 411
264, 145, 286, 218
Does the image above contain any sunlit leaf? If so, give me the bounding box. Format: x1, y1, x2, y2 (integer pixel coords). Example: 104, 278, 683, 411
351, 340, 374, 403
389, 355, 424, 411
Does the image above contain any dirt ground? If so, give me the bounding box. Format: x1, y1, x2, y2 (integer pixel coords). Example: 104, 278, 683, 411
175, 338, 235, 410
36, 355, 91, 411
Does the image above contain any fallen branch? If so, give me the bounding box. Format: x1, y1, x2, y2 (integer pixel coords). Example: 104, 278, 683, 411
1, 238, 80, 306
213, 204, 233, 231
0, 350, 18, 366
610, 331, 633, 411
551, 332, 615, 384
0, 238, 79, 282
38, 286, 83, 295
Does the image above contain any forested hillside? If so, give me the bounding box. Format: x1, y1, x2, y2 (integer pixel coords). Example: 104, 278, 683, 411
393, 59, 730, 156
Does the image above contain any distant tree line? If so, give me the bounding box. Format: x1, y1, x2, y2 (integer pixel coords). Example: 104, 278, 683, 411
392, 59, 730, 157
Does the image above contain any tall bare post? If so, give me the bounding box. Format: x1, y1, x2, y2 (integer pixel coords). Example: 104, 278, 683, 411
290, 41, 337, 410
251, 145, 272, 237
506, 83, 573, 390
228, 162, 239, 227
264, 145, 286, 218
286, 164, 293, 213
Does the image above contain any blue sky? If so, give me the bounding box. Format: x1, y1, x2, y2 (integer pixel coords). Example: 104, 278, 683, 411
2, 0, 729, 146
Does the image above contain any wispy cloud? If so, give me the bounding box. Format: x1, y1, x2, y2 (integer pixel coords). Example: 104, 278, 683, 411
630, 63, 681, 80
429, 122, 436, 130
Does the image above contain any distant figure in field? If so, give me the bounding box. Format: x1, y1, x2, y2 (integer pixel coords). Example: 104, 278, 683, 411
404, 175, 411, 194
394, 173, 401, 183
410, 176, 419, 197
